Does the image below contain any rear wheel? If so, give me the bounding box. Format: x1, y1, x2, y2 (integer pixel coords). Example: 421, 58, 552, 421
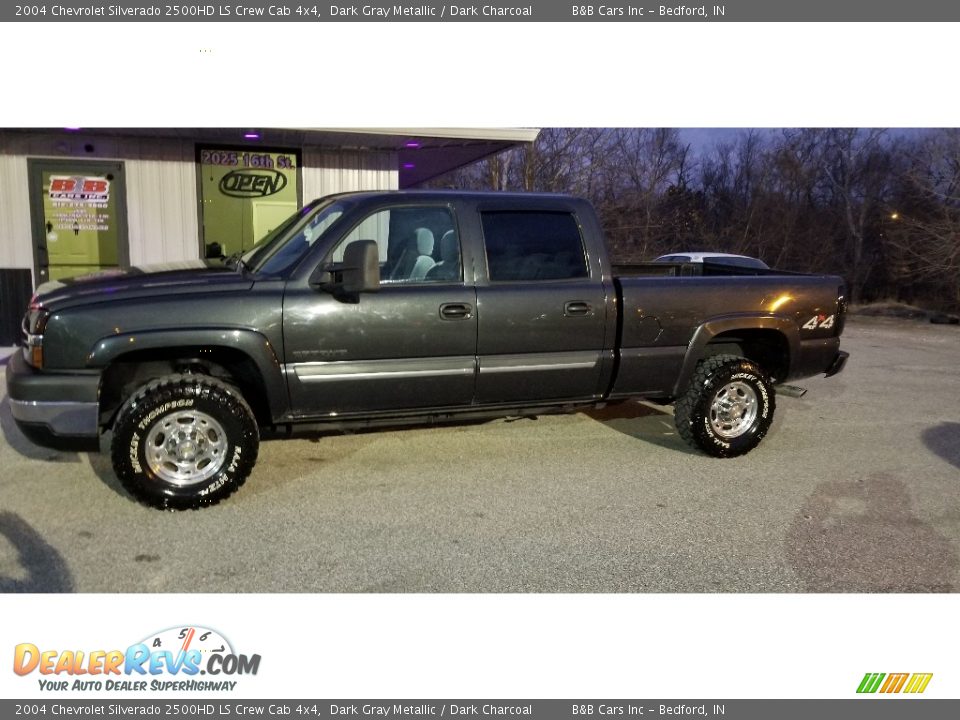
674, 354, 775, 458
110, 374, 259, 509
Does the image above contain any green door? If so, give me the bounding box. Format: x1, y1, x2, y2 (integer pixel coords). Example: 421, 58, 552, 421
28, 159, 129, 285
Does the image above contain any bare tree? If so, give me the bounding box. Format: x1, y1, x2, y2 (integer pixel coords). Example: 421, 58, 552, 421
425, 127, 955, 311
886, 129, 960, 307
813, 129, 895, 302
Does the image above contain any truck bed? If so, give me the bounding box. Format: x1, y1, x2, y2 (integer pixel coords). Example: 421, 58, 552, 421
608, 269, 845, 399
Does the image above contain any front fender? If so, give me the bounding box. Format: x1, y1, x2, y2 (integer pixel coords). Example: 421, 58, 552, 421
86, 328, 287, 421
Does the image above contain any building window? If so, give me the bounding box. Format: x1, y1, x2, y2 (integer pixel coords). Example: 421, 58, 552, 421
197, 147, 301, 258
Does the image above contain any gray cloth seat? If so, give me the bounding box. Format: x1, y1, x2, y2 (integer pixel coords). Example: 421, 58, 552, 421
425, 230, 460, 281
408, 228, 436, 280
389, 227, 433, 280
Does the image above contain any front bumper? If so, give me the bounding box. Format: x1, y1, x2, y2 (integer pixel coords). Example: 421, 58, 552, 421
5, 350, 101, 448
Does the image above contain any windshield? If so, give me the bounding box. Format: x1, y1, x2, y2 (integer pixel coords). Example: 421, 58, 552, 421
240, 198, 350, 276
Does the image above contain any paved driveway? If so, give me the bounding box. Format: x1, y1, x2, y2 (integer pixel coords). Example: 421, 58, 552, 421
1, 316, 958, 592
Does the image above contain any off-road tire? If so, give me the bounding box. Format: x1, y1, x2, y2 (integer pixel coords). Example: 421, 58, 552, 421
674, 354, 775, 458
110, 374, 259, 510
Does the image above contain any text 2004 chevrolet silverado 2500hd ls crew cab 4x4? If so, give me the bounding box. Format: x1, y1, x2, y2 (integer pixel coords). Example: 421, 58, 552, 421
7, 191, 849, 509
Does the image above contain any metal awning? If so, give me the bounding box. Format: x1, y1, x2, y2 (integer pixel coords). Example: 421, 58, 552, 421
16, 127, 540, 188
314, 128, 541, 187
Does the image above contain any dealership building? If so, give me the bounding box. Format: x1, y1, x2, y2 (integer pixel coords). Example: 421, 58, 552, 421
0, 127, 537, 343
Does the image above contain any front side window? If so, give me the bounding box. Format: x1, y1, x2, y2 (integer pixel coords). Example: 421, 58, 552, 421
330, 205, 461, 284
481, 211, 589, 282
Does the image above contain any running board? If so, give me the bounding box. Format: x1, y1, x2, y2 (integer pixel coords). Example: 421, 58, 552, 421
777, 384, 807, 398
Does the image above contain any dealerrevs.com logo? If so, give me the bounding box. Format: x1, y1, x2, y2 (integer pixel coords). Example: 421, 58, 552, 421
13, 626, 261, 693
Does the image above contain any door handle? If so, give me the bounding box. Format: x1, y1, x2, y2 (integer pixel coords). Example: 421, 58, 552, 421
564, 301, 593, 317
439, 303, 473, 320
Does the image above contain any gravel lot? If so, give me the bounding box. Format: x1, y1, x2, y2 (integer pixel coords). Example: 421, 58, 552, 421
1, 315, 958, 593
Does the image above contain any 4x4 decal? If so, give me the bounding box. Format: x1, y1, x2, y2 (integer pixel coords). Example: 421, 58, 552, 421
802, 314, 835, 330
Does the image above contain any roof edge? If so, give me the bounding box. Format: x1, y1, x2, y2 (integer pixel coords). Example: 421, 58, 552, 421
308, 128, 541, 143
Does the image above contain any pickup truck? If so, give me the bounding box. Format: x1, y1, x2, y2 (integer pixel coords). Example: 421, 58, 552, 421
7, 191, 849, 510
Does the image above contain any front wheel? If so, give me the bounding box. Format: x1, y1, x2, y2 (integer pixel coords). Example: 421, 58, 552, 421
674, 354, 775, 458
110, 374, 259, 509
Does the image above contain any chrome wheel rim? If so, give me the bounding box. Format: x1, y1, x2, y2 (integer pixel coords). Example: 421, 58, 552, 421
144, 409, 228, 486
709, 381, 759, 439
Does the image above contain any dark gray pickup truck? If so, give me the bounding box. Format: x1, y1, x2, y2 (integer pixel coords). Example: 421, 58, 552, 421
7, 191, 848, 509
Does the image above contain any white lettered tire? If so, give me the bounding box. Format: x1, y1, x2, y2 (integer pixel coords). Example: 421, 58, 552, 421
110, 374, 259, 509
674, 354, 775, 458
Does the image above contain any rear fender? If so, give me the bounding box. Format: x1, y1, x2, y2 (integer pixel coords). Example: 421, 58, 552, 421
672, 316, 798, 396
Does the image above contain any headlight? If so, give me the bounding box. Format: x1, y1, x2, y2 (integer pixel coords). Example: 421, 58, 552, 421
22, 302, 50, 368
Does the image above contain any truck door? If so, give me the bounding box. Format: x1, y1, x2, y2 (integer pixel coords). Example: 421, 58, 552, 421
474, 207, 608, 404
283, 203, 477, 417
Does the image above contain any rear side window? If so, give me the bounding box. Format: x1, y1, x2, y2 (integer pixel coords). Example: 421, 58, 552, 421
481, 211, 589, 282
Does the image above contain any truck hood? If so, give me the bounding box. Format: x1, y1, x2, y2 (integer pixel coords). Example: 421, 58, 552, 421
34, 261, 255, 310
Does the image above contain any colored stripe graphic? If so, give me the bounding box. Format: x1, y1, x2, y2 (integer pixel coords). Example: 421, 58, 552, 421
904, 674, 934, 694
857, 673, 885, 693
857, 672, 932, 694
